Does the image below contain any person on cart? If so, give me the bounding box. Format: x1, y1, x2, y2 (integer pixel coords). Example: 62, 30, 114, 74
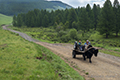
84, 40, 91, 45
78, 40, 83, 50
84, 40, 92, 50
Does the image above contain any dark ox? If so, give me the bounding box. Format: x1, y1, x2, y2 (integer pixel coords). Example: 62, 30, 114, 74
72, 45, 98, 63
73, 44, 99, 63
83, 47, 98, 63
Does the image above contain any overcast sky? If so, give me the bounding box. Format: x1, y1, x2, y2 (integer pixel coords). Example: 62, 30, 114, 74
47, 0, 120, 8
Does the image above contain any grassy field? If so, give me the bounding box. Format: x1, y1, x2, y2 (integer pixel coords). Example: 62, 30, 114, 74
0, 28, 84, 80
0, 14, 12, 26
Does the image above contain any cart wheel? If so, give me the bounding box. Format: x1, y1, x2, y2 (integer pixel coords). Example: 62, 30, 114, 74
72, 50, 76, 58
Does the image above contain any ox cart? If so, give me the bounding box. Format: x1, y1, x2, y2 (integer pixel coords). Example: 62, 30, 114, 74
72, 43, 98, 63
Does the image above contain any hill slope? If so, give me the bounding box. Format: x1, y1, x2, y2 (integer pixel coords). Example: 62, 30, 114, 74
0, 27, 84, 80
0, 14, 12, 25
0, 0, 72, 16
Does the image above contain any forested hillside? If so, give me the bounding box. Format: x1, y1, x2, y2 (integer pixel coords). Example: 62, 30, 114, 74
13, 0, 120, 39
0, 0, 72, 16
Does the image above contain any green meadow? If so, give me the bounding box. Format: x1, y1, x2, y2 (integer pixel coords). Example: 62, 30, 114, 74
0, 28, 84, 80
0, 14, 12, 26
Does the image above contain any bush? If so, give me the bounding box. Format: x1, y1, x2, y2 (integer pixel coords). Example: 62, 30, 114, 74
69, 28, 78, 40
60, 34, 71, 43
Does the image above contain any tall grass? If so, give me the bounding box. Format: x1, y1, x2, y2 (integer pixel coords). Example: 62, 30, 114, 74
0, 29, 84, 80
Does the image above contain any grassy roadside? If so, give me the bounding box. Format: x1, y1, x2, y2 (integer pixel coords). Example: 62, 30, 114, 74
0, 28, 84, 80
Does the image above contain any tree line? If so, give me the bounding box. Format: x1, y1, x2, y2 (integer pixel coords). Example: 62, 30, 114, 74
13, 0, 120, 38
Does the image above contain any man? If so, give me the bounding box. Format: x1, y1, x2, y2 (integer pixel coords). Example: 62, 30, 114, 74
84, 40, 91, 45
84, 40, 91, 50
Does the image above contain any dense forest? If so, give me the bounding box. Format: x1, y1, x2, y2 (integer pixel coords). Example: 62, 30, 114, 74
0, 0, 72, 16
13, 0, 120, 39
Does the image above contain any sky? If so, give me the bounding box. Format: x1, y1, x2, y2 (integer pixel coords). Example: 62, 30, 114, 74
47, 0, 120, 8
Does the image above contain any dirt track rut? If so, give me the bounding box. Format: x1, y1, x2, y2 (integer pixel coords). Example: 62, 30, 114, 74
3, 26, 120, 80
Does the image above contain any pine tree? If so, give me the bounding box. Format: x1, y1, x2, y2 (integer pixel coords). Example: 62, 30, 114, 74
78, 7, 90, 32
113, 0, 120, 37
16, 14, 23, 27
86, 4, 94, 29
36, 12, 42, 27
97, 0, 114, 38
63, 8, 69, 24
118, 5, 120, 34
33, 9, 40, 27
55, 15, 60, 24
12, 15, 17, 26
30, 11, 36, 27
25, 11, 31, 27
93, 4, 100, 30
49, 10, 55, 26
42, 15, 49, 27
68, 8, 77, 28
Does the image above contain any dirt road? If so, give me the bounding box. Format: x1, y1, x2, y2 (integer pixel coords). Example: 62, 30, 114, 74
3, 26, 120, 80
